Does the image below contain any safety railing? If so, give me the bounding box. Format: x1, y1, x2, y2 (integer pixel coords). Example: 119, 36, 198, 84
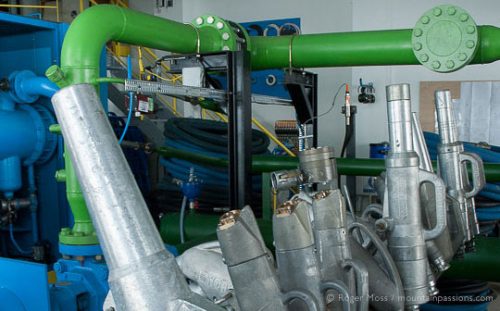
0, 0, 60, 21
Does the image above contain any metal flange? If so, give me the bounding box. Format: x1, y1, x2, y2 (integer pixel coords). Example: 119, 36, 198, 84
412, 5, 478, 73
192, 15, 250, 52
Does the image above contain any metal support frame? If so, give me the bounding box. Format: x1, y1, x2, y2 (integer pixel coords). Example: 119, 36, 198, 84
284, 69, 318, 147
227, 50, 252, 209
153, 51, 253, 209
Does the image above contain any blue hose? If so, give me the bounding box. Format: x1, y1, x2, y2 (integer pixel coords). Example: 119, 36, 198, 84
118, 56, 134, 144
9, 224, 31, 255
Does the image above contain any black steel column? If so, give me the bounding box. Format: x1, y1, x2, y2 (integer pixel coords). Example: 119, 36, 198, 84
227, 50, 252, 209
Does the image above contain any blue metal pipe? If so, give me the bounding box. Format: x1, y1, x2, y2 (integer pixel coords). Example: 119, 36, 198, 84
27, 165, 38, 243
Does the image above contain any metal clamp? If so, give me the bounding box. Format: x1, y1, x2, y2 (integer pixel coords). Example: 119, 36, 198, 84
343, 259, 369, 311
418, 170, 447, 240
460, 152, 485, 198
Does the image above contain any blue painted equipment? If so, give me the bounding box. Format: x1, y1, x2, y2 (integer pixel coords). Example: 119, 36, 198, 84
0, 13, 110, 311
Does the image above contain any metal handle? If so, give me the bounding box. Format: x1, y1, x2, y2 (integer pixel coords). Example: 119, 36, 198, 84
343, 259, 369, 311
418, 170, 447, 240
282, 289, 320, 311
321, 281, 352, 311
460, 152, 485, 198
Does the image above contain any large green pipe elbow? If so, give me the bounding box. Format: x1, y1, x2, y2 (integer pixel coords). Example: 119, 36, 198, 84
60, 5, 198, 84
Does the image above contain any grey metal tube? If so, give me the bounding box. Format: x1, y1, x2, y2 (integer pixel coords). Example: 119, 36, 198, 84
51, 84, 220, 311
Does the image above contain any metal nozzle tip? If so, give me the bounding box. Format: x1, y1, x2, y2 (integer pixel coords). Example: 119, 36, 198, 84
386, 83, 411, 101
218, 210, 240, 230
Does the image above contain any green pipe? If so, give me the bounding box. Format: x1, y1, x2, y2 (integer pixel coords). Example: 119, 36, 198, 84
250, 29, 417, 70
160, 211, 274, 251
95, 77, 125, 84
156, 146, 500, 182
444, 236, 500, 282
163, 212, 500, 281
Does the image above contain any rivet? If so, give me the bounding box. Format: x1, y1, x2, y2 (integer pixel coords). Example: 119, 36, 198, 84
206, 16, 214, 24
460, 13, 469, 22
414, 43, 422, 51
216, 21, 224, 29
196, 17, 203, 25
432, 61, 441, 69
414, 28, 423, 37
446, 60, 455, 69
222, 32, 230, 40
433, 8, 442, 17
466, 25, 476, 34
466, 40, 475, 49
421, 16, 430, 24
447, 7, 457, 15
420, 54, 429, 62
458, 53, 467, 61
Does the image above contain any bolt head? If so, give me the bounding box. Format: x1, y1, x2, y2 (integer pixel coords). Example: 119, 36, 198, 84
421, 16, 430, 24
458, 53, 467, 61
466, 25, 476, 34
222, 46, 230, 51
216, 21, 224, 29
414, 28, 423, 37
222, 32, 230, 40
433, 8, 442, 16
432, 61, 441, 69
413, 43, 422, 51
460, 13, 469, 22
206, 16, 214, 24
446, 60, 455, 69
196, 17, 203, 25
420, 54, 429, 62
447, 7, 457, 15
466, 40, 475, 49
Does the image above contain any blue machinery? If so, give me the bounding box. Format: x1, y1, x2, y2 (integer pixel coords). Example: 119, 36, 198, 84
0, 14, 108, 311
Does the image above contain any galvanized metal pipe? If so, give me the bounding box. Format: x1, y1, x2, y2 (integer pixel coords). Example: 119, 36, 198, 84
51, 84, 220, 311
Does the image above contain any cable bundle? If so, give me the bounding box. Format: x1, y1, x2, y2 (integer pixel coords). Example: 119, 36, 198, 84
157, 118, 270, 214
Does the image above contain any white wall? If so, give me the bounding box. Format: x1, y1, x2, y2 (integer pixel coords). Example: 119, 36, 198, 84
352, 0, 500, 157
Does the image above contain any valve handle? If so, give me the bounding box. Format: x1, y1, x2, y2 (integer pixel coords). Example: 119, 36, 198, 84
343, 259, 369, 311
460, 152, 485, 198
321, 281, 352, 311
419, 170, 447, 240
282, 289, 320, 311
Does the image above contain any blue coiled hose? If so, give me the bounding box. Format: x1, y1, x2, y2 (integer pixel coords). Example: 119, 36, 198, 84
424, 131, 500, 222
160, 118, 270, 211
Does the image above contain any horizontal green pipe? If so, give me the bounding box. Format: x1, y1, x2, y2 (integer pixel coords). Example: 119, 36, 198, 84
155, 146, 500, 182
250, 25, 500, 70
444, 236, 500, 282
163, 212, 500, 281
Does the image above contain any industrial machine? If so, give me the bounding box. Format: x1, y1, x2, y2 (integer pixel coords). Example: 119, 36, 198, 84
0, 2, 499, 311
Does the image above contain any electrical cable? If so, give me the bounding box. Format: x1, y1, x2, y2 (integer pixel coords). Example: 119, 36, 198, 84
179, 196, 188, 243
9, 224, 31, 255
118, 55, 134, 145
304, 83, 346, 125
158, 118, 270, 213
